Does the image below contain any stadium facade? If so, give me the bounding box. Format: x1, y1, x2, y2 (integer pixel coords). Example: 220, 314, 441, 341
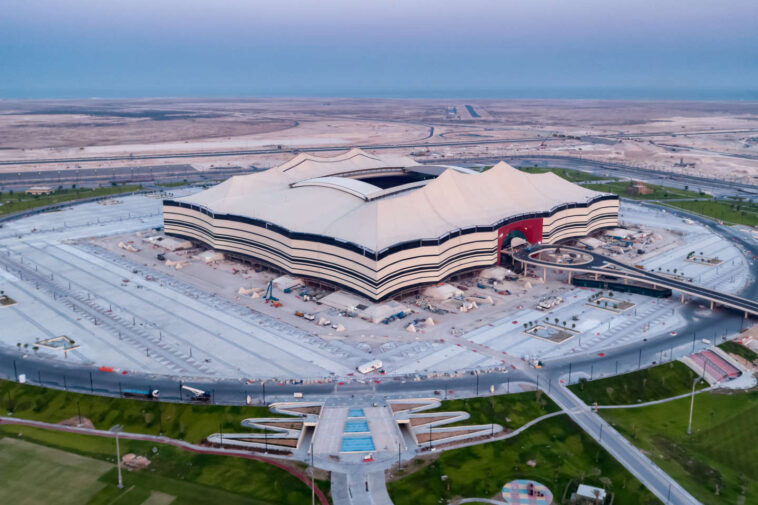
163, 149, 618, 300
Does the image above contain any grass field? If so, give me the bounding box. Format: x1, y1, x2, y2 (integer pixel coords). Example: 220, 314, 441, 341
719, 340, 758, 363
601, 389, 758, 504
155, 181, 190, 188
0, 185, 142, 216
0, 379, 279, 443
583, 180, 709, 201
518, 166, 609, 183
0, 425, 327, 505
387, 415, 658, 505
423, 390, 559, 428
0, 437, 110, 505
568, 361, 708, 405
663, 199, 758, 227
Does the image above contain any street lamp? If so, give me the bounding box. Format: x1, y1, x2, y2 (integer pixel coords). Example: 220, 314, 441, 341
687, 377, 700, 435
115, 431, 123, 489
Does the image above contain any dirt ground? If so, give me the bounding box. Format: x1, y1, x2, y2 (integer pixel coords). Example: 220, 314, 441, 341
1, 98, 756, 183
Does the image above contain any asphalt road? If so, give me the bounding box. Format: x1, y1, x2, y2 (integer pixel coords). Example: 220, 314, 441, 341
0, 137, 552, 166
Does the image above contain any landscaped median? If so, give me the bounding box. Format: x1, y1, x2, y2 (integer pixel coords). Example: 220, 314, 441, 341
0, 379, 276, 443
568, 361, 708, 406
582, 180, 710, 201
661, 199, 758, 227
0, 185, 143, 217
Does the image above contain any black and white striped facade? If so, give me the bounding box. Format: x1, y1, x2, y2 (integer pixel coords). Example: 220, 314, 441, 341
162, 151, 619, 300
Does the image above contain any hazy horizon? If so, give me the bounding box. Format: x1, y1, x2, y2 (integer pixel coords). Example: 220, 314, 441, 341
2, 0, 757, 101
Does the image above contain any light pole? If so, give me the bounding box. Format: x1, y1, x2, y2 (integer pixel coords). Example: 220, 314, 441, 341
311, 442, 315, 505
115, 432, 123, 489
687, 377, 699, 435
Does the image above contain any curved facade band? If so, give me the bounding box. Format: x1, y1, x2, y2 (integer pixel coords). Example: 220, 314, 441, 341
163, 196, 619, 300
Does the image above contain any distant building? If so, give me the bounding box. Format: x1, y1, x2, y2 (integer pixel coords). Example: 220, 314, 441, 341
25, 186, 54, 195
629, 181, 653, 195
163, 149, 619, 300
573, 484, 607, 504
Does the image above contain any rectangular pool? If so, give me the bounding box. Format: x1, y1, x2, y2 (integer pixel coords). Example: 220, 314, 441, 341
347, 408, 365, 418
340, 436, 375, 452
344, 420, 370, 433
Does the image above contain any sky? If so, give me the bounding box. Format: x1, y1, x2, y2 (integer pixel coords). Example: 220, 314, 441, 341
1, 0, 757, 100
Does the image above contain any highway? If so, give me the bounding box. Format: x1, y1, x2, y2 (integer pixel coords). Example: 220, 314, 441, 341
0, 137, 554, 166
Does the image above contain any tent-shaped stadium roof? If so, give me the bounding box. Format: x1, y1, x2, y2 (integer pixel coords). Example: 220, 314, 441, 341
174, 149, 608, 251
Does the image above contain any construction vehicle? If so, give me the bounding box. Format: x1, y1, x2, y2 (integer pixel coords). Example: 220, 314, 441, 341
263, 280, 278, 303
283, 283, 303, 294
182, 385, 210, 402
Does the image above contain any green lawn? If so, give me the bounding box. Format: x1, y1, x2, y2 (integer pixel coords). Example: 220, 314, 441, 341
0, 437, 111, 505
0, 425, 327, 505
0, 379, 279, 444
424, 390, 559, 429
583, 180, 709, 201
518, 166, 610, 183
569, 361, 707, 406
663, 199, 758, 227
718, 340, 758, 363
0, 185, 142, 216
387, 415, 659, 505
601, 390, 758, 504
155, 181, 190, 188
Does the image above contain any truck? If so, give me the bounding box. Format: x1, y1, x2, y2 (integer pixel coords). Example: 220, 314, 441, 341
182, 385, 210, 402
357, 359, 383, 374
123, 388, 160, 399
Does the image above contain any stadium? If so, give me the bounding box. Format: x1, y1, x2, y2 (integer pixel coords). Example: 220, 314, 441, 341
162, 149, 619, 300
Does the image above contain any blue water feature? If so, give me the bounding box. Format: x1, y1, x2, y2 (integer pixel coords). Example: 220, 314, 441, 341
344, 420, 369, 433
347, 408, 365, 418
341, 436, 375, 452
